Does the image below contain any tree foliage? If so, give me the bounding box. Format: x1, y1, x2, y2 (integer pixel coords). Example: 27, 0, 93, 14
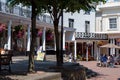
7, 0, 106, 71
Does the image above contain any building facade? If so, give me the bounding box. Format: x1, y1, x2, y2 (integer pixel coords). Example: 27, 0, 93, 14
96, 0, 120, 56
0, 0, 76, 57
0, 0, 109, 61
63, 10, 108, 61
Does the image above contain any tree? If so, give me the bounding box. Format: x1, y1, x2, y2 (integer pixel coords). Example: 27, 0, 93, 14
7, 0, 106, 72
42, 0, 106, 66
7, 0, 45, 73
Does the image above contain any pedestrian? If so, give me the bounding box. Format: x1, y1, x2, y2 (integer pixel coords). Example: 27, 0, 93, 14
102, 54, 108, 67
115, 53, 120, 65
109, 55, 114, 68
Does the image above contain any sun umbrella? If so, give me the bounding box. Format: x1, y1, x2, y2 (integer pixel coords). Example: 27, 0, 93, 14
100, 43, 120, 49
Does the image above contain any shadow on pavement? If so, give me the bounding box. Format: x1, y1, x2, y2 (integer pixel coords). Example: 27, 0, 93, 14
0, 57, 80, 79
0, 76, 14, 80
0, 56, 97, 80
118, 78, 120, 80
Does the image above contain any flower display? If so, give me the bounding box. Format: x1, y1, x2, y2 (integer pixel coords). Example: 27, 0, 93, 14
37, 29, 43, 37
46, 29, 54, 41
14, 25, 24, 38
97, 41, 103, 47
0, 23, 6, 33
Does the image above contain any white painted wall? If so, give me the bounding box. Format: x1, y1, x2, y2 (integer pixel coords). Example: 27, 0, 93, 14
96, 1, 120, 33
63, 10, 95, 33
65, 31, 75, 41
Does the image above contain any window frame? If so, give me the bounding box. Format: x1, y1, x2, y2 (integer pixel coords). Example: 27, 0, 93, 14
85, 21, 90, 33
109, 18, 117, 29
68, 18, 74, 28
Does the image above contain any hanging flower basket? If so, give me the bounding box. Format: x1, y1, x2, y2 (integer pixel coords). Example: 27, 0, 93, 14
0, 23, 6, 37
46, 29, 54, 41
37, 29, 43, 37
97, 41, 103, 47
14, 25, 24, 38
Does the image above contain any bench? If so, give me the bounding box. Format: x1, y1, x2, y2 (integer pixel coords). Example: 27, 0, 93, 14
0, 51, 13, 72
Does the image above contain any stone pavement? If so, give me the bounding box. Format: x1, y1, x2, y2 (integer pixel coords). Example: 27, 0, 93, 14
0, 55, 83, 80
78, 61, 120, 80
0, 56, 62, 80
2, 55, 120, 80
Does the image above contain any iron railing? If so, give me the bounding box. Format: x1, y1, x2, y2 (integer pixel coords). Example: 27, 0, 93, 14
75, 32, 108, 40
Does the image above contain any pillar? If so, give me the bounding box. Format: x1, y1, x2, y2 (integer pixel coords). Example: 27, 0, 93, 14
7, 20, 12, 50
42, 27, 46, 51
54, 32, 56, 51
86, 46, 88, 61
27, 24, 31, 51
74, 40, 77, 60
112, 38, 115, 55
63, 30, 66, 50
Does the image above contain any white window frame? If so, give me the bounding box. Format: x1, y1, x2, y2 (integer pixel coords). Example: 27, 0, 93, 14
68, 18, 74, 28
109, 18, 117, 29
85, 21, 90, 33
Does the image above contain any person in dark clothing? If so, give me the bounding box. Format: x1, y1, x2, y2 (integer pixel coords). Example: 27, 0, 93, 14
102, 54, 108, 67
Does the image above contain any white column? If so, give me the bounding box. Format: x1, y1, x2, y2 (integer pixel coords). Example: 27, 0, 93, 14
97, 47, 99, 61
42, 27, 46, 51
27, 24, 31, 51
54, 32, 56, 51
110, 39, 113, 55
86, 46, 88, 61
96, 42, 99, 61
113, 38, 115, 55
74, 40, 77, 60
7, 20, 12, 50
63, 30, 66, 50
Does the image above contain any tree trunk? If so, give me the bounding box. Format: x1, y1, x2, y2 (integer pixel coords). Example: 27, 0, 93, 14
60, 10, 63, 64
28, 1, 36, 73
54, 19, 63, 66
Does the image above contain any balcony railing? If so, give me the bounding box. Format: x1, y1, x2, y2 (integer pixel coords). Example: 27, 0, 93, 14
75, 32, 108, 40
0, 1, 52, 24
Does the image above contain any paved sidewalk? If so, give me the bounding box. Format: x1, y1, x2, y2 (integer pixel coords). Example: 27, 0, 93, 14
78, 61, 120, 80
0, 56, 62, 80
0, 56, 81, 80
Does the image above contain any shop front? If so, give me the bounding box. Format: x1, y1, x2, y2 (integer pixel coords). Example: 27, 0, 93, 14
75, 32, 108, 61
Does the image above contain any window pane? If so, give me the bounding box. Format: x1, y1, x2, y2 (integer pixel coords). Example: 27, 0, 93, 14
85, 21, 90, 33
68, 19, 74, 28
109, 18, 117, 29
